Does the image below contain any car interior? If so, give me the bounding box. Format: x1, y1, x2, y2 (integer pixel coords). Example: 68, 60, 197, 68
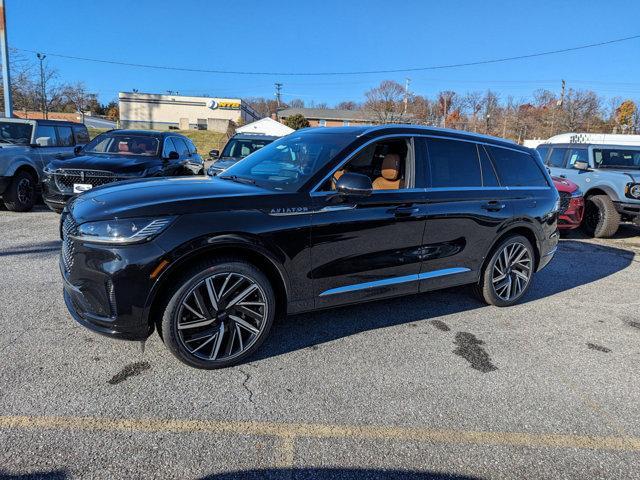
323, 138, 412, 191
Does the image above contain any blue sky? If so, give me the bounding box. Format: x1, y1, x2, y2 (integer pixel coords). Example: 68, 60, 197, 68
6, 0, 640, 105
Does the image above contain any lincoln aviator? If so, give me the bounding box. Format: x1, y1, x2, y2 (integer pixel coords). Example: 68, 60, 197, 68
60, 125, 559, 368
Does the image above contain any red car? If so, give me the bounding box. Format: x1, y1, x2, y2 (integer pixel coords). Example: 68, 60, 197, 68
552, 176, 584, 229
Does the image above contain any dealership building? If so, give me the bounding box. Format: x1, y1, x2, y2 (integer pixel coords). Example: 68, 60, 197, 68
118, 92, 261, 132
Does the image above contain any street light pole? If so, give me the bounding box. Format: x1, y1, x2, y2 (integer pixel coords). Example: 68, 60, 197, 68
36, 52, 47, 119
0, 0, 13, 117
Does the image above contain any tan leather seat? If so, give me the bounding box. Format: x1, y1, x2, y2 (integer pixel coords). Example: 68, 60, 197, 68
372, 154, 401, 190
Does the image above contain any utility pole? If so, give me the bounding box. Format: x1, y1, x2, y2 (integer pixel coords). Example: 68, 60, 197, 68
0, 0, 12, 117
549, 79, 565, 137
36, 53, 47, 119
274, 82, 283, 108
403, 77, 411, 116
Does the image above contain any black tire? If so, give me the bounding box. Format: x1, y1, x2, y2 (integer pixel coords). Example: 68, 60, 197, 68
582, 194, 620, 238
474, 235, 535, 307
3, 170, 36, 212
161, 258, 275, 369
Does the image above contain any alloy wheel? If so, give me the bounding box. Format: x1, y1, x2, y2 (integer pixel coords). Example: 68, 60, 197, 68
491, 242, 532, 301
17, 178, 33, 205
176, 272, 268, 362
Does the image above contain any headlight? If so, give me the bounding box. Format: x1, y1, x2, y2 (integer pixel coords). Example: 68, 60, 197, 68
626, 183, 640, 199
72, 217, 175, 244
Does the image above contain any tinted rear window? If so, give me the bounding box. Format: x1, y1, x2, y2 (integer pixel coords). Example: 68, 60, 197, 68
488, 146, 548, 187
427, 138, 482, 188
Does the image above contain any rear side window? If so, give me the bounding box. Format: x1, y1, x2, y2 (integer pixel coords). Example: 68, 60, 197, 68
427, 138, 482, 188
488, 146, 548, 187
73, 125, 90, 144
546, 148, 567, 168
56, 126, 74, 146
185, 138, 197, 154
478, 145, 500, 186
34, 125, 58, 146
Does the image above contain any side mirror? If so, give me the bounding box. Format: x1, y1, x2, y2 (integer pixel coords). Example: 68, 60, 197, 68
73, 145, 82, 155
165, 151, 179, 160
573, 161, 590, 171
209, 149, 220, 159
335, 172, 373, 197
35, 137, 52, 147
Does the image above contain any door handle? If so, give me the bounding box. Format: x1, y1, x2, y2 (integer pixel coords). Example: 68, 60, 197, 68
481, 201, 506, 212
394, 206, 420, 217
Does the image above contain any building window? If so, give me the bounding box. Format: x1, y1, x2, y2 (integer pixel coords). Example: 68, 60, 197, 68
343, 121, 350, 126
318, 119, 326, 127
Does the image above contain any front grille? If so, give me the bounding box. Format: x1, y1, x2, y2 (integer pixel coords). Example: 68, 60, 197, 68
558, 191, 571, 214
61, 214, 78, 274
54, 169, 118, 193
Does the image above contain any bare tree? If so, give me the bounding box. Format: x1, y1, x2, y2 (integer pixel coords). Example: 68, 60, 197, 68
336, 100, 358, 110
364, 80, 406, 124
288, 98, 305, 108
62, 82, 98, 122
463, 91, 483, 132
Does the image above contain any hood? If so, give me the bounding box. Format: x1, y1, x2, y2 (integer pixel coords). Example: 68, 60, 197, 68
68, 175, 284, 224
47, 153, 160, 175
595, 167, 639, 182
552, 176, 579, 193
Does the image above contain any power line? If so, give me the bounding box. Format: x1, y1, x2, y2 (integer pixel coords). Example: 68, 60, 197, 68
14, 34, 640, 77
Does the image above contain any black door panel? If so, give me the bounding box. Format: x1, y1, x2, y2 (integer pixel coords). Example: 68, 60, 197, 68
310, 191, 428, 308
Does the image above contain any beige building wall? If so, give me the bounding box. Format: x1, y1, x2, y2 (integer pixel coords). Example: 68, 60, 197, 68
119, 92, 259, 130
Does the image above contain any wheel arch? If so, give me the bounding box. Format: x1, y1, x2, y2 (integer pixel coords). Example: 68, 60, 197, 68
144, 237, 290, 331
8, 161, 39, 182
483, 224, 541, 273
584, 185, 619, 202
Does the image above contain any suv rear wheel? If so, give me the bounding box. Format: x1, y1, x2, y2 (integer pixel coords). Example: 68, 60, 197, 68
583, 194, 620, 238
475, 235, 535, 307
161, 258, 275, 369
3, 170, 36, 212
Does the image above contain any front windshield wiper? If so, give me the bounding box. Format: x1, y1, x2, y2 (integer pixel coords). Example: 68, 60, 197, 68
219, 175, 257, 185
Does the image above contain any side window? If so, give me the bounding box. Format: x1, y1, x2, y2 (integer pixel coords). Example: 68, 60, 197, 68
488, 146, 548, 187
56, 126, 74, 147
322, 137, 413, 191
566, 148, 588, 168
536, 146, 550, 163
34, 125, 58, 146
547, 148, 567, 168
478, 144, 500, 187
172, 137, 190, 157
427, 138, 482, 188
185, 138, 197, 154
162, 137, 177, 157
73, 125, 90, 144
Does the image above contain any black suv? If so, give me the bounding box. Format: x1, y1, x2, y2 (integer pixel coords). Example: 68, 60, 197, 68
60, 125, 559, 368
43, 129, 204, 212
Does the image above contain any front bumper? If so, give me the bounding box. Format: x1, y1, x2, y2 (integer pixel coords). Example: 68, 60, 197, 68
558, 197, 585, 230
614, 201, 640, 220
42, 175, 75, 209
60, 229, 167, 341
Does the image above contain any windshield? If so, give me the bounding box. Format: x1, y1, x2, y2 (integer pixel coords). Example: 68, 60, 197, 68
221, 138, 274, 159
83, 133, 160, 156
594, 148, 640, 169
219, 132, 354, 192
0, 122, 32, 145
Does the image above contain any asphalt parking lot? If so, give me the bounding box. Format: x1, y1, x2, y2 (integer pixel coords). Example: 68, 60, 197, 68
1, 206, 639, 479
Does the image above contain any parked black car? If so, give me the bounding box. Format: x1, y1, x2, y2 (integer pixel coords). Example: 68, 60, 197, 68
43, 130, 204, 212
60, 125, 559, 369
207, 133, 279, 176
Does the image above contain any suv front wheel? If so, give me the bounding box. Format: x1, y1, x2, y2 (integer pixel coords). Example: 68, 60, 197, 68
3, 170, 36, 212
583, 194, 620, 238
161, 258, 275, 369
475, 235, 535, 307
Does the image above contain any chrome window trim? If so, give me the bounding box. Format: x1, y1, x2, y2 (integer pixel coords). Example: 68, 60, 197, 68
311, 133, 540, 193
319, 267, 471, 296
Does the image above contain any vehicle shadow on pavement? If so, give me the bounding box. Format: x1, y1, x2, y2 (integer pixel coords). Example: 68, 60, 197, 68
253, 240, 634, 362
0, 469, 67, 479
0, 240, 61, 258
199, 468, 480, 480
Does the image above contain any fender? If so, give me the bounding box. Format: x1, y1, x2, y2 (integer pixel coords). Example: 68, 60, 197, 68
142, 232, 291, 320
0, 156, 40, 181
584, 184, 620, 202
